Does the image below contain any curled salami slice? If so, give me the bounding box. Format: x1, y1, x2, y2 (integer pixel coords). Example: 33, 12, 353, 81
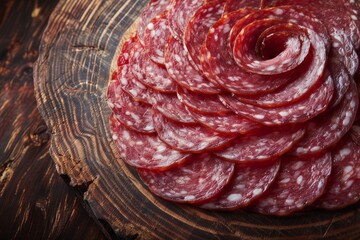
153, 108, 235, 153
118, 64, 159, 105
190, 111, 260, 134
168, 0, 205, 40
177, 87, 231, 114
223, 0, 260, 14
214, 127, 305, 163
350, 124, 360, 146
315, 135, 360, 209
164, 35, 221, 94
154, 93, 196, 124
220, 73, 334, 126
250, 153, 332, 216
137, 0, 171, 45
184, 0, 225, 71
117, 35, 138, 66
130, 45, 176, 93
110, 115, 190, 170
200, 160, 280, 210
290, 80, 359, 157
112, 89, 155, 133
138, 154, 235, 203
205, 9, 292, 95
144, 12, 170, 65
328, 59, 351, 110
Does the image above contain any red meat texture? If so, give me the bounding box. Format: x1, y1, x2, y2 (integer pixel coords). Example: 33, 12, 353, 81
107, 0, 360, 215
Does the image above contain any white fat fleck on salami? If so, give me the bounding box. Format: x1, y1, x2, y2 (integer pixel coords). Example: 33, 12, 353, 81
153, 108, 235, 152
164, 35, 221, 94
138, 154, 235, 203
315, 135, 360, 209
250, 153, 332, 216
220, 73, 334, 126
290, 80, 359, 157
110, 115, 190, 170
214, 127, 305, 163
201, 160, 280, 210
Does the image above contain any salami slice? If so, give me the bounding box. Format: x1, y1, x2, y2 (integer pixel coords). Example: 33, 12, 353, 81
190, 111, 260, 134
177, 87, 231, 114
250, 153, 332, 216
112, 89, 155, 133
137, 0, 171, 45
220, 72, 334, 126
164, 35, 221, 94
204, 9, 292, 96
214, 127, 305, 163
184, 0, 225, 71
290, 80, 359, 157
154, 93, 196, 124
200, 160, 280, 210
144, 12, 170, 65
130, 45, 176, 93
110, 115, 190, 170
328, 59, 351, 110
315, 135, 360, 209
168, 0, 205, 40
138, 154, 235, 203
117, 35, 138, 66
153, 108, 235, 153
223, 0, 261, 14
350, 124, 360, 146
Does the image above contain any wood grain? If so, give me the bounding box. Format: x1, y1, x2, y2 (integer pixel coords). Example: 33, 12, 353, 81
34, 0, 360, 239
0, 0, 107, 239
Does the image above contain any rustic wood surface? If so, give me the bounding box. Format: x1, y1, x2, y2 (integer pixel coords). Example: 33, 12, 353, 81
34, 0, 360, 239
0, 0, 108, 239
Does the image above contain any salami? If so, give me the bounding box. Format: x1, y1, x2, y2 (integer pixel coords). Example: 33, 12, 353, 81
200, 160, 280, 210
290, 80, 359, 157
117, 35, 138, 66
144, 12, 170, 65
138, 154, 235, 203
110, 115, 190, 170
220, 73, 334, 126
154, 93, 196, 124
214, 127, 305, 163
250, 153, 332, 216
137, 0, 171, 45
223, 0, 261, 14
315, 135, 360, 209
153, 108, 235, 153
164, 35, 221, 94
328, 59, 351, 110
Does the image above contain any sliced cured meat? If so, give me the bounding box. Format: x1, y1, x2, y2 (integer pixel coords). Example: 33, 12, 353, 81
204, 9, 292, 95
328, 60, 351, 110
112, 89, 155, 133
250, 153, 332, 216
138, 154, 235, 203
118, 64, 159, 105
290, 80, 359, 157
184, 0, 225, 71
168, 0, 205, 40
117, 35, 138, 66
214, 127, 305, 163
200, 160, 280, 210
130, 45, 176, 93
315, 135, 360, 209
144, 12, 170, 65
137, 0, 171, 45
153, 108, 235, 152
110, 115, 190, 170
190, 111, 260, 134
223, 0, 260, 14
220, 73, 334, 126
233, 22, 310, 75
177, 87, 231, 114
164, 35, 221, 94
154, 93, 196, 124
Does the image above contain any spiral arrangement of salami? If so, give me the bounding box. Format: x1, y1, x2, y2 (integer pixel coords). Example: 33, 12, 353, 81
107, 0, 360, 215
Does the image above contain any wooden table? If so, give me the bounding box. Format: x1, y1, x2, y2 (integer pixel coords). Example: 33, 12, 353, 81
2, 0, 360, 239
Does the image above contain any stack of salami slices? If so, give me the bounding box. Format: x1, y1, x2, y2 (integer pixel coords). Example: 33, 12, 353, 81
107, 0, 360, 215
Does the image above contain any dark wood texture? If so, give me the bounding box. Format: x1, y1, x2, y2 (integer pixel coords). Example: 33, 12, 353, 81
0, 0, 107, 239
34, 0, 360, 239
